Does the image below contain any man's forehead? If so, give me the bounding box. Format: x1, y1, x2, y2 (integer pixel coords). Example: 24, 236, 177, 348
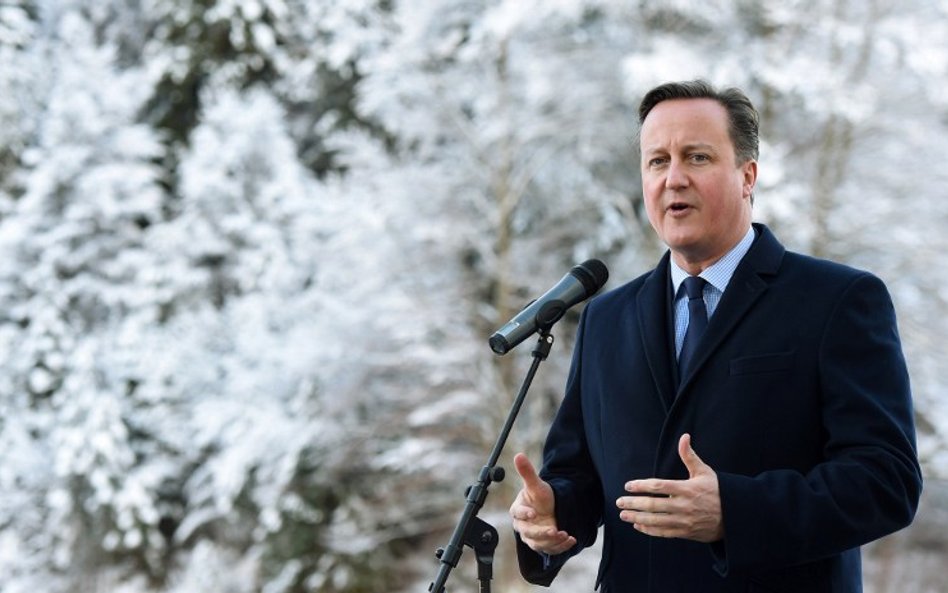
640, 99, 731, 149
642, 99, 727, 127
643, 96, 727, 119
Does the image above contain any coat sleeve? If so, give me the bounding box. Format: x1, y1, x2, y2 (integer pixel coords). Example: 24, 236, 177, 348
515, 307, 604, 585
714, 272, 922, 575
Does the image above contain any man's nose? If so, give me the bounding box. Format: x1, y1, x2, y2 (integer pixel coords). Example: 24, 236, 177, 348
665, 160, 689, 189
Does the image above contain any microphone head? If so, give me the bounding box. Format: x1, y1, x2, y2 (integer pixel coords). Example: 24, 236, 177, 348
571, 259, 609, 295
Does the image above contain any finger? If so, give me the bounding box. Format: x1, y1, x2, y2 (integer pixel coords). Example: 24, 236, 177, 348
678, 433, 709, 478
512, 518, 547, 538
624, 478, 672, 495
513, 452, 545, 495
616, 495, 672, 513
523, 535, 575, 555
633, 522, 680, 539
545, 535, 578, 555
524, 531, 575, 555
621, 508, 688, 531
518, 525, 570, 545
620, 509, 674, 530
509, 499, 537, 521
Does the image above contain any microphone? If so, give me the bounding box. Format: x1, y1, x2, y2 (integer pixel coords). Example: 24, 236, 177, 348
488, 259, 608, 355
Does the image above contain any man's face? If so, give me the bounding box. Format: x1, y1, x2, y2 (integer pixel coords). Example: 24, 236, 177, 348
639, 98, 757, 273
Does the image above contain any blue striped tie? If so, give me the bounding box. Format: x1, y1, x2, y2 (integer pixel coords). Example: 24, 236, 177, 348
679, 276, 708, 377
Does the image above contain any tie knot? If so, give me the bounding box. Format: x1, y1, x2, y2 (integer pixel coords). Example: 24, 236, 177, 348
683, 276, 706, 300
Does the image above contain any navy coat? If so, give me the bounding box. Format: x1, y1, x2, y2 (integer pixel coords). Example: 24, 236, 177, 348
517, 224, 922, 592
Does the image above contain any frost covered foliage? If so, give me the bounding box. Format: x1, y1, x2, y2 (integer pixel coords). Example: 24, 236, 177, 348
0, 1, 946, 593
0, 3, 449, 592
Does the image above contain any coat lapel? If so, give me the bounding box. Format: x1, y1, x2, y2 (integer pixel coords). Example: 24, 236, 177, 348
636, 252, 677, 412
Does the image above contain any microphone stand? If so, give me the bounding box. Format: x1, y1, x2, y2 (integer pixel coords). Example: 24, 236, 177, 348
428, 328, 556, 593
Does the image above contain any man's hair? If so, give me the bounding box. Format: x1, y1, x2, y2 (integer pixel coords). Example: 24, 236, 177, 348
638, 79, 759, 164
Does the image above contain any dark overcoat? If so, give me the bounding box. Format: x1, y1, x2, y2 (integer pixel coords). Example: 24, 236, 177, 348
517, 224, 922, 592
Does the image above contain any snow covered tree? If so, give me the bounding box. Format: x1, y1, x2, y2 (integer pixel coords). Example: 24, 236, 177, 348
0, 5, 166, 590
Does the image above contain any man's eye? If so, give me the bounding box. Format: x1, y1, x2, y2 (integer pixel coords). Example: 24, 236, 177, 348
648, 158, 667, 167
690, 154, 710, 163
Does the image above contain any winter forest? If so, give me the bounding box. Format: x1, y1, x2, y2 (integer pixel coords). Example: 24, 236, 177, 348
1, 0, 947, 592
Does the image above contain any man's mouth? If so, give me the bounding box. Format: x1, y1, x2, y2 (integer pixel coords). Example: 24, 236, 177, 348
668, 202, 692, 212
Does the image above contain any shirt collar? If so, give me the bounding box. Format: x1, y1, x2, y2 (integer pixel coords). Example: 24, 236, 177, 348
670, 225, 756, 297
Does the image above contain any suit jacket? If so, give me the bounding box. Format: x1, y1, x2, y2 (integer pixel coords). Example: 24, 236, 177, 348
517, 224, 922, 592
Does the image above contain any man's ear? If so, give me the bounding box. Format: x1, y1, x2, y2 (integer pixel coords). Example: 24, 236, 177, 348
742, 159, 758, 200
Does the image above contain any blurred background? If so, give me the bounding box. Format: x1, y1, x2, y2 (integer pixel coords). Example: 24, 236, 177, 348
0, 0, 946, 591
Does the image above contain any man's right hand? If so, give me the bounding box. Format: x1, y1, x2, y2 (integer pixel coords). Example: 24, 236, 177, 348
509, 452, 578, 555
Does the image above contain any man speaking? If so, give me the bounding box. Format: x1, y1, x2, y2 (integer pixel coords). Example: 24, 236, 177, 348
508, 80, 922, 592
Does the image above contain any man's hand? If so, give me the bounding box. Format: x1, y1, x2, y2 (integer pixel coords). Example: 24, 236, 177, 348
615, 433, 724, 543
509, 452, 577, 555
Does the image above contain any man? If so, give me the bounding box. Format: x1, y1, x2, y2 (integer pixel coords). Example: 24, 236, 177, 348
509, 80, 922, 592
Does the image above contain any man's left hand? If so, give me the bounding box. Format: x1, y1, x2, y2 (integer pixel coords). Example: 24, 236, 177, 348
616, 433, 724, 543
